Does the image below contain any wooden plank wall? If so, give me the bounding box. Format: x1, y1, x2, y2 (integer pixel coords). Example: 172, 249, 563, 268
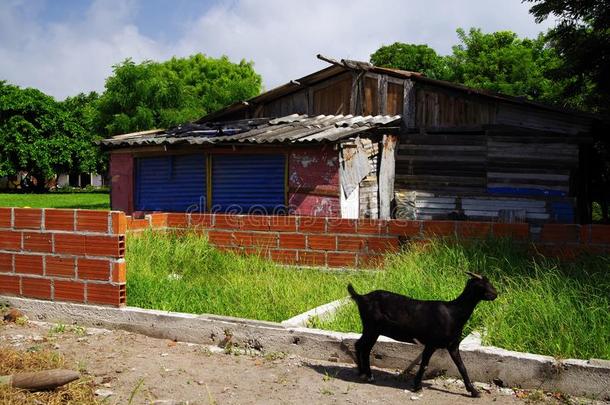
415, 87, 497, 128
486, 129, 578, 197
363, 77, 379, 116
496, 103, 591, 135
394, 128, 580, 223
313, 76, 352, 115
386, 83, 404, 116
396, 130, 487, 194
262, 89, 309, 117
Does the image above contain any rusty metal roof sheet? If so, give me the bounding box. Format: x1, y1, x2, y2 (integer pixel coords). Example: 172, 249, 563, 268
100, 114, 401, 148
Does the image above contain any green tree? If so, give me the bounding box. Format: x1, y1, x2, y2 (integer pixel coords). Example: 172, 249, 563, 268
525, 0, 610, 222
96, 54, 262, 136
525, 0, 610, 114
369, 29, 564, 103
370, 43, 452, 80
61, 91, 106, 176
448, 28, 563, 102
0, 82, 102, 188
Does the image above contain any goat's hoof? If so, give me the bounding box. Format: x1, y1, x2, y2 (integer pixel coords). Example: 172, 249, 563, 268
359, 374, 374, 383
412, 384, 422, 392
469, 389, 481, 398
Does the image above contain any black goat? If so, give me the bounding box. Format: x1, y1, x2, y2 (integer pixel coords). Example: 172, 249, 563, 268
347, 272, 497, 397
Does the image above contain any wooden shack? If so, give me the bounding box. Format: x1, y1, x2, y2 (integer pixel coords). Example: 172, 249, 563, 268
194, 56, 601, 224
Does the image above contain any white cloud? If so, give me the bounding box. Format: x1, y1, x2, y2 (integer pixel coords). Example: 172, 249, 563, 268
176, 0, 554, 90
0, 0, 554, 99
0, 0, 167, 99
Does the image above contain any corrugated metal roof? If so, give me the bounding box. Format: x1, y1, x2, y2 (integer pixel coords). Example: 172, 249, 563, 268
100, 114, 401, 148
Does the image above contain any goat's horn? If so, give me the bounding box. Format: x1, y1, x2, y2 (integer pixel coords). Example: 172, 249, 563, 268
466, 271, 483, 279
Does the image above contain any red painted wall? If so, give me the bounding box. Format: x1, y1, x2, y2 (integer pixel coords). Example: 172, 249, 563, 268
109, 154, 134, 214
288, 145, 340, 217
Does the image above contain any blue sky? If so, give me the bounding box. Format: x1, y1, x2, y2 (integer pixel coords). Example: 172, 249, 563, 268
0, 0, 554, 99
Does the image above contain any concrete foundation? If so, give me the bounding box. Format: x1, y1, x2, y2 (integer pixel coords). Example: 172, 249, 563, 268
1, 296, 608, 400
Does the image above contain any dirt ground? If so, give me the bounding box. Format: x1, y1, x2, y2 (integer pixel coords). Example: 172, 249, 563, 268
0, 320, 603, 405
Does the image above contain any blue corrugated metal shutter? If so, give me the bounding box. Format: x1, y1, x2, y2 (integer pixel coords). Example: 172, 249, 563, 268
135, 154, 206, 212
211, 154, 285, 214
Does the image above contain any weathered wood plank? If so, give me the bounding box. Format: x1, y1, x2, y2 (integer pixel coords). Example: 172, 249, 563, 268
488, 172, 569, 181
379, 75, 388, 115
401, 135, 486, 146
399, 144, 486, 152
396, 155, 486, 163
488, 149, 578, 159
462, 198, 546, 208
396, 174, 486, 184
487, 182, 569, 192
403, 79, 416, 128
487, 135, 585, 144
379, 135, 398, 219
415, 202, 457, 209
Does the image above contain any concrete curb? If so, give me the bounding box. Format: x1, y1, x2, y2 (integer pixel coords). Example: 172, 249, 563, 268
2, 296, 608, 400
281, 297, 350, 327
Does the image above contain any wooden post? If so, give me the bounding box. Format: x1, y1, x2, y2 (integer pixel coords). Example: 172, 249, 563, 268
379, 134, 398, 219
0, 369, 80, 391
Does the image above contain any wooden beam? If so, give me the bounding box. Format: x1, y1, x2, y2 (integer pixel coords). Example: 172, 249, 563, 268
403, 79, 415, 128
379, 75, 388, 115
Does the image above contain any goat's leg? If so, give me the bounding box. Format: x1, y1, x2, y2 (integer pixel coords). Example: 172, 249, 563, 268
448, 345, 479, 398
412, 345, 436, 392
354, 337, 364, 376
355, 332, 378, 382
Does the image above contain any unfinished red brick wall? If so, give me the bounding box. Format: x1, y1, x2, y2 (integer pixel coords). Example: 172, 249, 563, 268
128, 213, 610, 267
0, 208, 127, 306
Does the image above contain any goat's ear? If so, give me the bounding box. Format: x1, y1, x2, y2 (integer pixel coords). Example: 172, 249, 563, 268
465, 271, 483, 279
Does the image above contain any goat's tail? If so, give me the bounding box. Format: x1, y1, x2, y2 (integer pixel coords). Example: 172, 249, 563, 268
347, 283, 360, 300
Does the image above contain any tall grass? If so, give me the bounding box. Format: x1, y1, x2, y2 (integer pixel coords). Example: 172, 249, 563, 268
126, 230, 610, 360
126, 230, 372, 322
320, 239, 610, 360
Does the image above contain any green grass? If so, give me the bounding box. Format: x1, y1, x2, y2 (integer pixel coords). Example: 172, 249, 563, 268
0, 192, 109, 210
318, 239, 610, 361
126, 230, 372, 322
126, 231, 610, 360
592, 201, 605, 222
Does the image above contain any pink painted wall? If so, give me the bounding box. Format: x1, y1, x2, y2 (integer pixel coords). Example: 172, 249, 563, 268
109, 153, 134, 214
288, 145, 340, 217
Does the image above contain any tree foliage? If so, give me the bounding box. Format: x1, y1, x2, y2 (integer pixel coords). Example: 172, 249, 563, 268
448, 28, 563, 103
0, 82, 103, 186
524, 0, 610, 221
96, 54, 262, 136
371, 29, 564, 103
0, 53, 262, 187
370, 43, 452, 80
525, 0, 610, 114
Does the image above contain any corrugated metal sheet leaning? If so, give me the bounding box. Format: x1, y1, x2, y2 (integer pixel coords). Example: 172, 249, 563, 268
100, 114, 401, 147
